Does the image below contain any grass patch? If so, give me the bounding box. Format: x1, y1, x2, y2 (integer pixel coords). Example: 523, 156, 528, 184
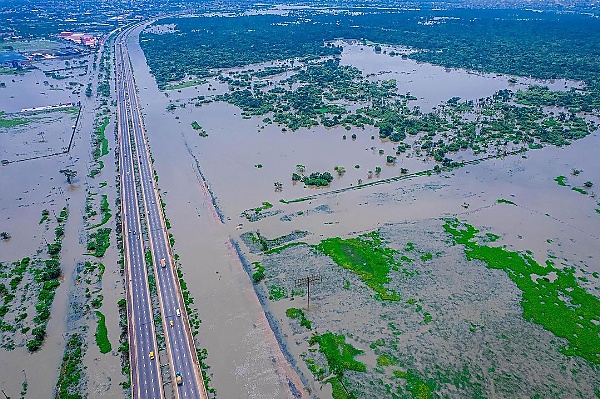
376, 354, 397, 367
310, 332, 366, 375
444, 218, 600, 365
241, 201, 274, 220
268, 285, 287, 301
554, 176, 568, 186
95, 311, 112, 354
251, 261, 265, 283
0, 115, 29, 128
87, 228, 111, 257
309, 332, 366, 398
191, 120, 208, 136
420, 252, 433, 261
264, 241, 307, 254
497, 198, 516, 205
286, 307, 312, 330
571, 187, 588, 195
166, 79, 207, 90
316, 231, 401, 301
56, 334, 84, 399
393, 369, 435, 399
88, 194, 111, 229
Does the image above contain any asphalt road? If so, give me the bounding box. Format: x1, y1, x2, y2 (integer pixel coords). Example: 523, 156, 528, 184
115, 28, 207, 399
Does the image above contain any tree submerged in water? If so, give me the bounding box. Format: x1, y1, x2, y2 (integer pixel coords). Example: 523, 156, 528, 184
60, 169, 77, 184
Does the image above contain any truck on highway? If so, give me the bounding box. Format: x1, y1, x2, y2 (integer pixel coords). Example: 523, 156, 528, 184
175, 371, 182, 385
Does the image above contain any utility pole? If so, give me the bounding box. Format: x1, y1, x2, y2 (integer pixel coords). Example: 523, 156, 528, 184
295, 274, 321, 310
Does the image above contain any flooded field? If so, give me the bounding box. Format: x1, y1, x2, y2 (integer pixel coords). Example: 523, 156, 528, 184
0, 44, 124, 398
131, 20, 600, 399
1, 17, 597, 398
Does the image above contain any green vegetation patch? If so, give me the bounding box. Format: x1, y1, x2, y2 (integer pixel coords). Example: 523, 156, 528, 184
0, 114, 29, 128
309, 332, 366, 398
393, 370, 436, 399
251, 262, 265, 283
166, 78, 206, 90
39, 209, 50, 224
443, 218, 600, 365
191, 120, 208, 136
87, 228, 111, 257
263, 241, 307, 255
241, 201, 274, 220
497, 198, 516, 205
571, 187, 588, 195
88, 194, 111, 229
56, 334, 84, 399
286, 307, 312, 330
316, 232, 401, 301
95, 311, 112, 354
554, 176, 568, 186
268, 285, 287, 301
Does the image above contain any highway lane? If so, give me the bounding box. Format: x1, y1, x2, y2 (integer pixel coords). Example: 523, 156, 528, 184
115, 35, 163, 399
116, 28, 207, 399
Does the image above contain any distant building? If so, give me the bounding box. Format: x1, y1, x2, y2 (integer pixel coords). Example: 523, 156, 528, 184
60, 31, 98, 48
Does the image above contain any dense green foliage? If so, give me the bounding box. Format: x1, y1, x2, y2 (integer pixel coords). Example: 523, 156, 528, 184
293, 170, 334, 187
444, 219, 600, 365
141, 14, 341, 88
142, 9, 600, 90
316, 232, 401, 301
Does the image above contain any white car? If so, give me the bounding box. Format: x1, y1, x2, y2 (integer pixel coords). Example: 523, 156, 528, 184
176, 308, 180, 317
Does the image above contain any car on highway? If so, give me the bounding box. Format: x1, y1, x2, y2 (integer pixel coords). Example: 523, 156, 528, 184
176, 308, 180, 317
160, 258, 166, 267
175, 371, 183, 385
149, 351, 155, 360
170, 320, 174, 327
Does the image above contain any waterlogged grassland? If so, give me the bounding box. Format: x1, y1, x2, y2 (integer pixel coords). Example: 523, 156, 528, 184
308, 332, 366, 399
316, 232, 401, 301
56, 334, 85, 399
286, 307, 312, 330
443, 218, 600, 365
0, 114, 30, 128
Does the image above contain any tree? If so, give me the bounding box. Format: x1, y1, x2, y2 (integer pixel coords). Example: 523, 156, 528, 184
379, 123, 393, 138
0, 231, 10, 240
584, 181, 593, 188
334, 166, 346, 176
274, 181, 283, 191
60, 169, 77, 184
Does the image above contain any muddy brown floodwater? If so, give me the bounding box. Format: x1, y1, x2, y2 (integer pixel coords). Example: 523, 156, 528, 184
129, 21, 599, 398
1, 46, 124, 398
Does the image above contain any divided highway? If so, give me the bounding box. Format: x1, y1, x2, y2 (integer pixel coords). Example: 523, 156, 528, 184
115, 27, 207, 399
